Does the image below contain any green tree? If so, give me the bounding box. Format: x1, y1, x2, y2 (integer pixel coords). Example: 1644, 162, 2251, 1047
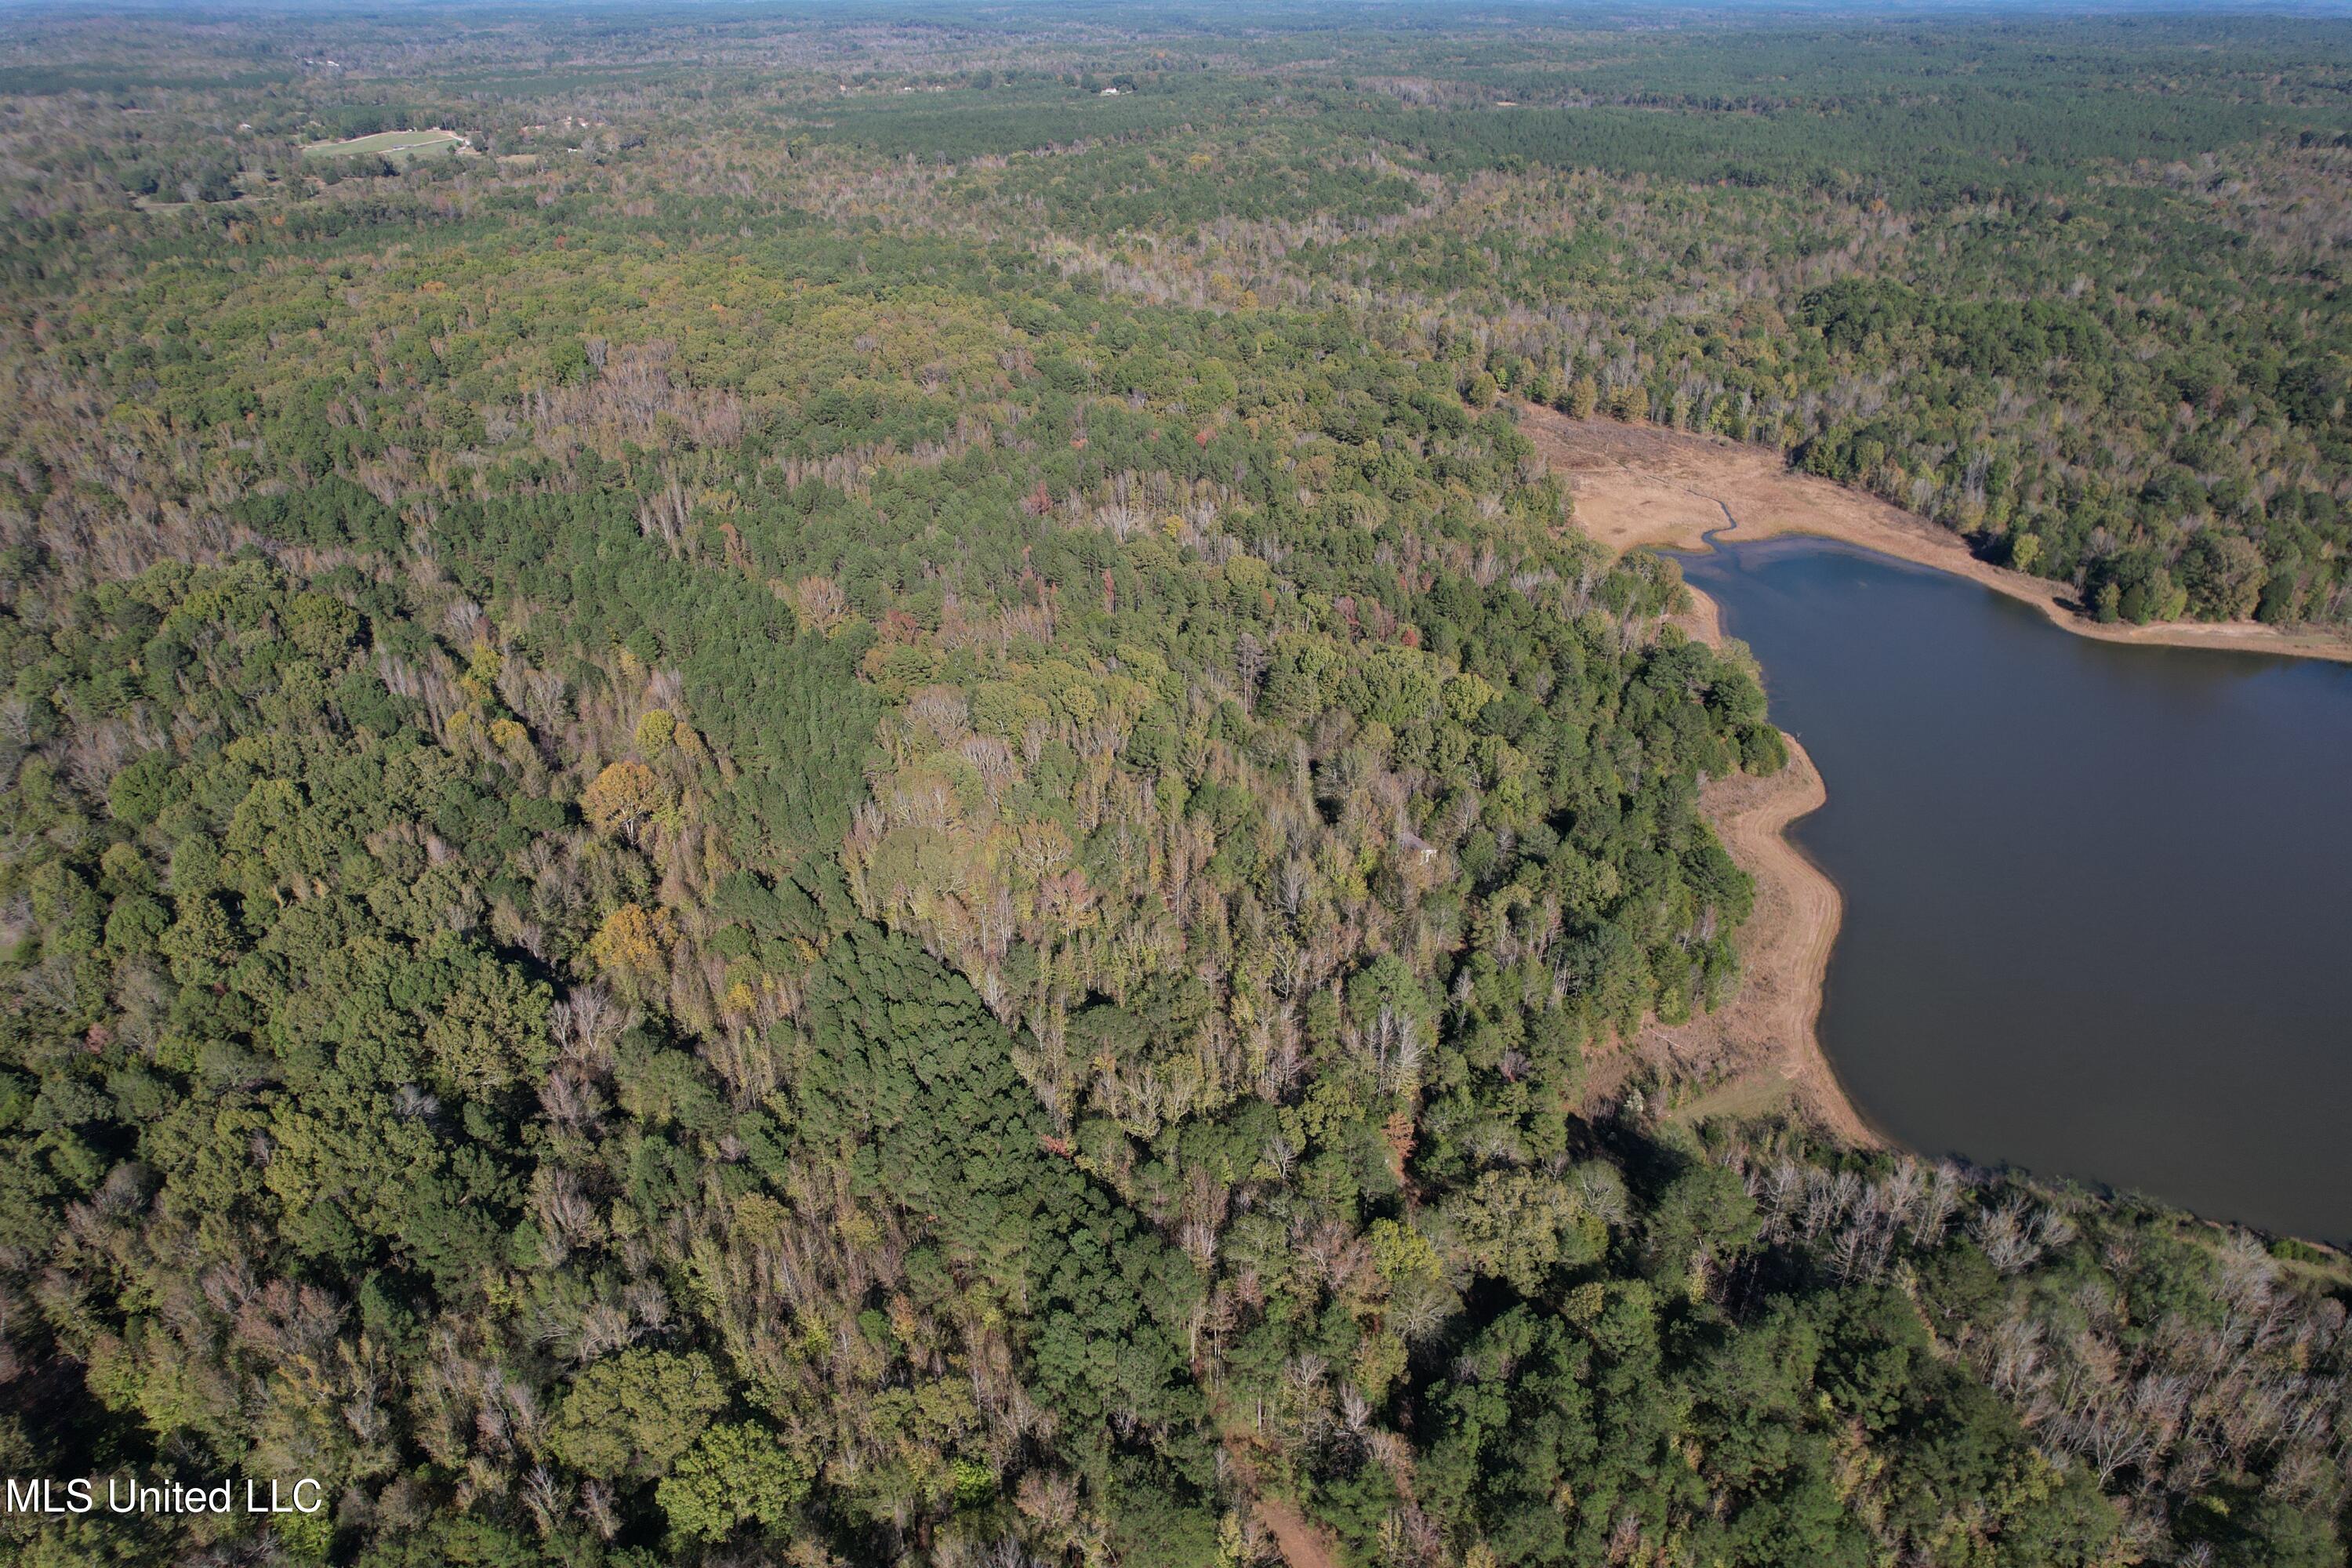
656, 1422, 811, 1541
547, 1349, 728, 1480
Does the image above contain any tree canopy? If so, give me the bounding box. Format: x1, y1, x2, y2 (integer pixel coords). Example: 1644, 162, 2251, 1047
2, 5, 2348, 1566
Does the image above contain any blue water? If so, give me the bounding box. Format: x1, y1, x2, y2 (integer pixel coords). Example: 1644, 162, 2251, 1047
1677, 536, 2352, 1242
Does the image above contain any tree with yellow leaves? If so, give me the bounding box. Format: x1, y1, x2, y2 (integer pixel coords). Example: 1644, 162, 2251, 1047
583, 758, 667, 839
589, 902, 676, 998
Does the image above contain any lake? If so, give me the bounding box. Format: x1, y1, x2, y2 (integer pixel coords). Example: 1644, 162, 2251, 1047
1676, 536, 2352, 1243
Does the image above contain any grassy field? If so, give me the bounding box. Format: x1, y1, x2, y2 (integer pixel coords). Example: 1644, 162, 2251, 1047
299, 127, 466, 160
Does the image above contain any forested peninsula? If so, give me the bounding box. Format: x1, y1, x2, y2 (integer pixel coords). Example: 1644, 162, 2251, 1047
2, 8, 2349, 1567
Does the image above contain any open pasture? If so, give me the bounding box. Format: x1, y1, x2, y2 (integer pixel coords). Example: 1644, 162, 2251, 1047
300, 127, 467, 160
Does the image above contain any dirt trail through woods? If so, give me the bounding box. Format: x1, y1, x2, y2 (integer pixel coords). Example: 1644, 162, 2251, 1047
1255, 1499, 1342, 1568
1522, 407, 2352, 665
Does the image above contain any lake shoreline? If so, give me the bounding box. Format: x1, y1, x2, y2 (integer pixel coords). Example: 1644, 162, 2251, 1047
1628, 570, 1883, 1147
1523, 406, 2352, 668
1671, 532, 2352, 1241
1534, 402, 2352, 1152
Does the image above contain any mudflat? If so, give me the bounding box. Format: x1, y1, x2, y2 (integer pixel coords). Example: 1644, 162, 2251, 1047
1641, 734, 1878, 1147
1522, 405, 2352, 666
1520, 409, 1888, 1142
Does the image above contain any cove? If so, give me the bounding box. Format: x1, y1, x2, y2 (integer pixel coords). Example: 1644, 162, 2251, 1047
1676, 535, 2352, 1243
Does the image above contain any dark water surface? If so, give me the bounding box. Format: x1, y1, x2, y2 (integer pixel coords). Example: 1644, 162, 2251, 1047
1677, 537, 2352, 1242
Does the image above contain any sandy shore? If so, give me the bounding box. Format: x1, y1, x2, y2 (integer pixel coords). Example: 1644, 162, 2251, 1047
1639, 733, 1878, 1145
1570, 564, 1880, 1142
1515, 411, 1894, 1142
1535, 408, 2352, 1143
1523, 407, 2352, 666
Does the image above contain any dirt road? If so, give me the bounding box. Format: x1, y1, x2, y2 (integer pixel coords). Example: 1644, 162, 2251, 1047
1254, 1499, 1342, 1568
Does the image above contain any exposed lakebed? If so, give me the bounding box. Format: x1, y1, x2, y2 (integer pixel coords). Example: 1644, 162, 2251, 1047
1677, 536, 2352, 1242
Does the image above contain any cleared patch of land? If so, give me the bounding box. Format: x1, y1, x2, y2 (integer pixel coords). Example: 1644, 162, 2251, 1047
1523, 406, 2352, 666
301, 128, 470, 161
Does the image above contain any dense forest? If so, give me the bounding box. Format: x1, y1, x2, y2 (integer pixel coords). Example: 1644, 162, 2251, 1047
2, 5, 2349, 1566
